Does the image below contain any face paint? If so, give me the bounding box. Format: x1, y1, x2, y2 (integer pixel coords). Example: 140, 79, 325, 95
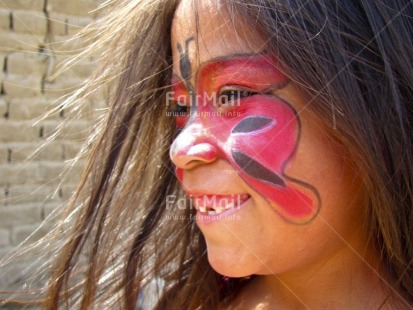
176, 36, 195, 93
170, 53, 320, 224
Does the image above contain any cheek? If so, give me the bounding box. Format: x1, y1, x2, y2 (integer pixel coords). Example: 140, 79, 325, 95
171, 95, 323, 224
216, 98, 321, 224
287, 118, 365, 228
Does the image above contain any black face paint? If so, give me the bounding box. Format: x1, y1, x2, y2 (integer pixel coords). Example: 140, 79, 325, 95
231, 116, 275, 134
177, 36, 195, 92
232, 150, 286, 187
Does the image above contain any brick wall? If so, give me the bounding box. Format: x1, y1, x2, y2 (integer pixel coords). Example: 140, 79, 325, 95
0, 0, 102, 296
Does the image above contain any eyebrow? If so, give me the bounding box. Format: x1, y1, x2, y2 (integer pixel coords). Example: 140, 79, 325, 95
198, 52, 269, 68
172, 52, 274, 84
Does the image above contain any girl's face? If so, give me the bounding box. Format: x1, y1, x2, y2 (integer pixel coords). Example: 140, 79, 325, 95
170, 0, 367, 278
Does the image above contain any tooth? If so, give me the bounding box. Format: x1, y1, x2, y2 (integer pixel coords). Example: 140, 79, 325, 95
225, 202, 235, 210
208, 210, 216, 215
199, 206, 206, 213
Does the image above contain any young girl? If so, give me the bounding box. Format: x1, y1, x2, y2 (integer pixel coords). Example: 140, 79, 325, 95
7, 0, 413, 308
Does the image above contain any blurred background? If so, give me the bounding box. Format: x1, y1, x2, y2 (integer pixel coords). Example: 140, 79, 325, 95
0, 0, 104, 306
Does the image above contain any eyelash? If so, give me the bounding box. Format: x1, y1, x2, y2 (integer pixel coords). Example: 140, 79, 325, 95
171, 103, 189, 114
218, 88, 258, 106
170, 103, 190, 128
170, 87, 260, 123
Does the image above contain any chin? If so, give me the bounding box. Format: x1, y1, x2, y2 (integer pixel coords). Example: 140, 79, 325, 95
206, 248, 255, 278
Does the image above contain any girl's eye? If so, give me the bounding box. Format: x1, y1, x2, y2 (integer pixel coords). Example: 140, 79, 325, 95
218, 88, 258, 107
171, 103, 190, 115
170, 103, 190, 128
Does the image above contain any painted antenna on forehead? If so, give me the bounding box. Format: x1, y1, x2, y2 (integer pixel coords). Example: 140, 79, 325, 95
177, 36, 195, 91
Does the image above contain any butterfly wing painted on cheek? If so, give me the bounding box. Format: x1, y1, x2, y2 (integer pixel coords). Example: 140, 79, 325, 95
210, 95, 321, 224
170, 94, 321, 224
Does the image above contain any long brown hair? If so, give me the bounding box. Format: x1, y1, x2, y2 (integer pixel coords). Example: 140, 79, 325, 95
4, 0, 412, 308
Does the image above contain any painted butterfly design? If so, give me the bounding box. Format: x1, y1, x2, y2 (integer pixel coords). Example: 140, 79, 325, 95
170, 54, 320, 223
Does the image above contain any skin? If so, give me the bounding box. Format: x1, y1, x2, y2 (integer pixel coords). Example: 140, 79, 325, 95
171, 53, 321, 223
169, 0, 394, 308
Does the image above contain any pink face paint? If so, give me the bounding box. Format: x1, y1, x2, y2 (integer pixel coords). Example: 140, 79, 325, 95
170, 54, 320, 223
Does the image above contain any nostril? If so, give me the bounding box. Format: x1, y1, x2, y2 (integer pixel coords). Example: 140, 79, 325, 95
186, 143, 218, 162
172, 142, 218, 169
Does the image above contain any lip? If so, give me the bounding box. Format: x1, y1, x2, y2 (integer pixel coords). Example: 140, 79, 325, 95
192, 194, 248, 209
191, 193, 251, 225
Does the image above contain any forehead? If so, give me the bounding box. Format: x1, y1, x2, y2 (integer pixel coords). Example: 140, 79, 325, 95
171, 0, 264, 69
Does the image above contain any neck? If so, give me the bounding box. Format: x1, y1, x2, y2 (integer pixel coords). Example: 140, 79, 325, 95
255, 243, 397, 309
223, 233, 411, 309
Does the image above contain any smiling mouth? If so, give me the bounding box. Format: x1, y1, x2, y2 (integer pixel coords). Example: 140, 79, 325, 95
192, 194, 251, 215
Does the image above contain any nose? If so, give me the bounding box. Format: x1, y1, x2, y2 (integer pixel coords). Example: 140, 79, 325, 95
170, 123, 219, 170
